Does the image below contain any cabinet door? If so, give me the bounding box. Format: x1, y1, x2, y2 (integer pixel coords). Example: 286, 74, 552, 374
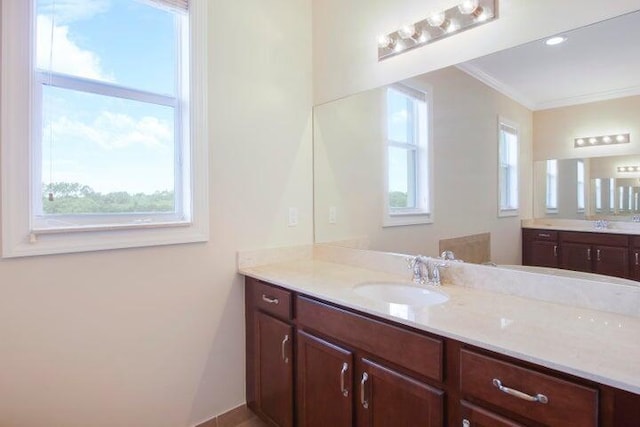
559, 242, 592, 272
357, 358, 443, 427
529, 241, 559, 268
297, 331, 353, 427
460, 401, 524, 427
593, 245, 628, 279
255, 312, 293, 427
630, 249, 640, 280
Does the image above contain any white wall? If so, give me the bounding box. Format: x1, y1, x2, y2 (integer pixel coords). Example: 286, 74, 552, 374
533, 95, 640, 161
314, 66, 532, 264
313, 0, 640, 105
0, 1, 312, 426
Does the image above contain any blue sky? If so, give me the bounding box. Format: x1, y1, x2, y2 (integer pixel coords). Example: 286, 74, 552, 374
37, 0, 179, 195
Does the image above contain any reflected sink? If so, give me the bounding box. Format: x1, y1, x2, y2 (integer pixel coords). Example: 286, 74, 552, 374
353, 282, 449, 307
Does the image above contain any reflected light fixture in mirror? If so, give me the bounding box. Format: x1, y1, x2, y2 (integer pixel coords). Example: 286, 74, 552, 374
377, 0, 498, 60
617, 166, 640, 173
574, 133, 630, 148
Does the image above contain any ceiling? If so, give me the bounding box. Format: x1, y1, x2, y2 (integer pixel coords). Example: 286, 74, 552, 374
457, 10, 640, 111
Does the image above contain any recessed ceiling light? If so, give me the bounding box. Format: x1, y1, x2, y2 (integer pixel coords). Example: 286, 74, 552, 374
545, 36, 567, 46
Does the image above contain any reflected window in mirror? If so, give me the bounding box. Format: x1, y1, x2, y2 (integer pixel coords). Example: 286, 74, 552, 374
498, 119, 519, 217
383, 84, 432, 226
594, 178, 602, 212
577, 160, 585, 212
546, 159, 558, 213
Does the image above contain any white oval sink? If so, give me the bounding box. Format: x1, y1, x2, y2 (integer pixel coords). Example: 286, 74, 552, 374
353, 282, 449, 307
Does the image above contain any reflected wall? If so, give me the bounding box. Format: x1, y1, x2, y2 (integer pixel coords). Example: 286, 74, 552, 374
314, 66, 533, 264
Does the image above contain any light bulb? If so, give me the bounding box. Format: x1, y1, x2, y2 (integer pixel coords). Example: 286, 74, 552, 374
589, 138, 598, 144
576, 139, 585, 146
617, 134, 627, 143
377, 34, 395, 49
398, 24, 418, 40
602, 136, 612, 144
427, 11, 446, 27
458, 0, 479, 15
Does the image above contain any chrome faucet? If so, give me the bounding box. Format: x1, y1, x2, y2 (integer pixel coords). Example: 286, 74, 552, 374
408, 255, 447, 286
427, 258, 447, 286
408, 255, 429, 284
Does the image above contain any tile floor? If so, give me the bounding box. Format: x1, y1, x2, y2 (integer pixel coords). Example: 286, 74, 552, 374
198, 405, 268, 427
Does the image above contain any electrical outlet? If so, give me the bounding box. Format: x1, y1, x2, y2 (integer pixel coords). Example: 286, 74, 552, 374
288, 207, 298, 227
329, 206, 337, 224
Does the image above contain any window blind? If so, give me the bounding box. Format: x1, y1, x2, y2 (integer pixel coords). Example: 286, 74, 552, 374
144, 0, 188, 12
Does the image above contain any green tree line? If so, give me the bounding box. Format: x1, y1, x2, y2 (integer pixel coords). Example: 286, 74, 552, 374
42, 182, 174, 214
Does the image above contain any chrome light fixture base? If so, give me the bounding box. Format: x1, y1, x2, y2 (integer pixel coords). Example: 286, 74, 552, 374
378, 0, 498, 61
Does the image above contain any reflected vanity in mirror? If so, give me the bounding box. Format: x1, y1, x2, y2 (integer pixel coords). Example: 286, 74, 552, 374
534, 155, 640, 221
314, 10, 640, 270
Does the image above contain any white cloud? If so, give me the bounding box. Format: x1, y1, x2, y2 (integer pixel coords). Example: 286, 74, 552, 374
37, 15, 113, 82
51, 111, 173, 150
38, 0, 111, 24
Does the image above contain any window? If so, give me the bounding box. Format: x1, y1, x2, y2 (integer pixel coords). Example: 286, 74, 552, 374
1, 0, 208, 257
546, 159, 558, 213
498, 119, 519, 217
576, 160, 585, 212
383, 85, 432, 226
594, 178, 602, 212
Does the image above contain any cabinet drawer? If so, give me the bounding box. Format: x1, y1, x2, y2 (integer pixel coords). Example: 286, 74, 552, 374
461, 400, 524, 427
525, 229, 558, 241
297, 296, 442, 382
560, 231, 628, 247
251, 280, 292, 320
460, 349, 598, 427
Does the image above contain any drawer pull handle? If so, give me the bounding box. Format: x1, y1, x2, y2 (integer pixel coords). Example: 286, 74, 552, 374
587, 248, 591, 261
281, 335, 289, 364
360, 372, 369, 409
553, 245, 558, 257
340, 362, 349, 397
262, 295, 279, 305
492, 379, 549, 404
635, 252, 639, 266
597, 249, 601, 262
538, 233, 551, 238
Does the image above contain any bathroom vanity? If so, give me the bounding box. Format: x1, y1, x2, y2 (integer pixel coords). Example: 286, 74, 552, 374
241, 255, 640, 427
522, 226, 640, 281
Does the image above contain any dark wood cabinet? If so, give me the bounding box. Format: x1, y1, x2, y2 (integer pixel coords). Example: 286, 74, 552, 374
246, 277, 294, 427
523, 228, 634, 280
522, 229, 559, 268
629, 237, 640, 280
357, 358, 443, 427
245, 277, 640, 427
296, 331, 353, 427
560, 242, 592, 272
460, 401, 524, 427
255, 311, 294, 427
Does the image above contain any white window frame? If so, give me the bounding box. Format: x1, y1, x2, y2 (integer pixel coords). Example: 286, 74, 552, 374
497, 117, 519, 218
1, 0, 209, 258
382, 84, 433, 227
576, 160, 585, 213
545, 159, 558, 214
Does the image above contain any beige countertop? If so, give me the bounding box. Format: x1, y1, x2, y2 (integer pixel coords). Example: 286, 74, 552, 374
522, 218, 640, 235
240, 258, 640, 395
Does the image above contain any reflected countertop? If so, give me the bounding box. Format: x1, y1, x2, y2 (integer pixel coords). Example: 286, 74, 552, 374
240, 258, 640, 395
522, 218, 640, 235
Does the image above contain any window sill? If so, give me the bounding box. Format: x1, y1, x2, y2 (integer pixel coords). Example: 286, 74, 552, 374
498, 208, 519, 218
2, 222, 208, 258
383, 211, 432, 227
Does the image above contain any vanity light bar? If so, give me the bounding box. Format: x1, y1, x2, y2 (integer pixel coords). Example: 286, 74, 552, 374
377, 0, 498, 61
574, 133, 630, 148
617, 166, 640, 173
